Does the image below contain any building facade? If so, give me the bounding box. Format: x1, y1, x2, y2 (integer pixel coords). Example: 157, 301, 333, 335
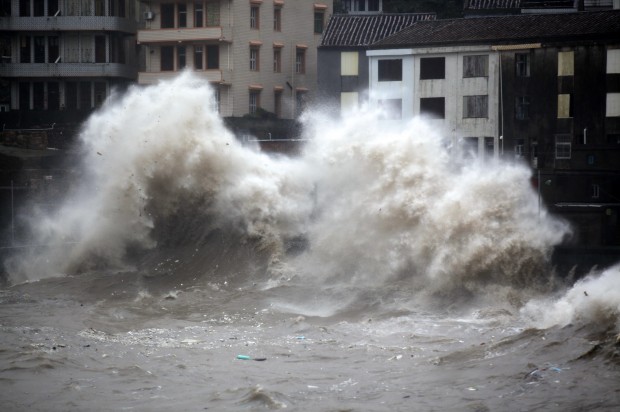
318, 12, 435, 116
137, 0, 332, 119
368, 11, 620, 249
0, 0, 139, 131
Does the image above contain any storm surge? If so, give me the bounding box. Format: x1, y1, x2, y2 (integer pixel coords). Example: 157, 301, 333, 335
3, 72, 577, 306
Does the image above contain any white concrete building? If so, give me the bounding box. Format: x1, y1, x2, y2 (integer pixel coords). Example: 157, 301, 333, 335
367, 45, 501, 159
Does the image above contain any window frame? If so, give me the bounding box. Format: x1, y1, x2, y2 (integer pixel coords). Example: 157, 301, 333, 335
555, 134, 572, 159
250, 5, 260, 29
274, 7, 281, 31
314, 11, 325, 34
515, 95, 530, 120
463, 54, 489, 78
249, 90, 260, 114
515, 52, 530, 77
463, 95, 488, 119
250, 46, 260, 71
295, 48, 306, 74
273, 47, 281, 72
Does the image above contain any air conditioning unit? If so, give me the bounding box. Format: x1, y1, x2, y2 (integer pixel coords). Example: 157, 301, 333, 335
144, 11, 154, 20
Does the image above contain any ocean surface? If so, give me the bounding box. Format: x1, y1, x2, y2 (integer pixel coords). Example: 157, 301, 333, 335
1, 73, 619, 411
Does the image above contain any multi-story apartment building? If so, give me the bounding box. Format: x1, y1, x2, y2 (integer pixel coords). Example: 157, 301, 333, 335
463, 0, 620, 17
137, 0, 332, 119
0, 0, 139, 130
318, 11, 435, 116
367, 11, 620, 256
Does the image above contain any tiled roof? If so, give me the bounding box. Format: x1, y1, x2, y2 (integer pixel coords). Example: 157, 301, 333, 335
464, 0, 522, 9
320, 13, 436, 48
371, 10, 620, 48
464, 0, 578, 9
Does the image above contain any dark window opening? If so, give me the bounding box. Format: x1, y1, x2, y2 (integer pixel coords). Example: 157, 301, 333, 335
19, 82, 29, 110
94, 82, 106, 107
194, 45, 203, 70
49, 36, 59, 62
420, 57, 445, 80
314, 12, 324, 34
206, 45, 219, 69
178, 3, 187, 28
95, 35, 106, 63
420, 97, 445, 119
48, 0, 58, 15
515, 53, 530, 77
65, 82, 77, 110
161, 4, 175, 28
79, 82, 91, 109
34, 36, 45, 63
48, 82, 59, 110
178, 46, 186, 69
378, 59, 402, 81
33, 0, 43, 16
195, 2, 203, 27
161, 46, 174, 71
20, 36, 31, 63
515, 96, 530, 120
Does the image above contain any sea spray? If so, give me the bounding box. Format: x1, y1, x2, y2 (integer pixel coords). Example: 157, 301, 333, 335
5, 72, 571, 302
521, 264, 620, 329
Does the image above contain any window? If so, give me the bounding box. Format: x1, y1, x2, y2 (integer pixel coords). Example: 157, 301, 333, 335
48, 82, 59, 110
340, 92, 358, 114
19, 82, 29, 110
341, 52, 359, 76
161, 3, 175, 28
607, 49, 620, 73
48, 0, 59, 15
557, 94, 573, 118
515, 96, 530, 120
19, 0, 30, 16
250, 6, 259, 29
20, 36, 30, 63
484, 137, 495, 158
378, 59, 402, 81
378, 99, 402, 119
515, 53, 530, 77
606, 93, 620, 117
273, 48, 281, 72
463, 95, 488, 118
250, 46, 259, 71
420, 97, 445, 119
194, 45, 203, 69
420, 57, 445, 80
161, 46, 174, 71
314, 11, 325, 34
195, 2, 203, 27
178, 3, 187, 28
592, 184, 600, 199
249, 90, 260, 114
206, 45, 219, 69
65, 82, 77, 109
296, 48, 305, 74
558, 51, 574, 76
296, 90, 307, 116
178, 46, 186, 69
274, 7, 281, 31
463, 55, 488, 78
206, 0, 219, 26
94, 82, 106, 107
79, 81, 91, 109
34, 36, 45, 63
95, 35, 106, 63
555, 134, 572, 159
515, 138, 525, 158
274, 91, 282, 117
368, 0, 380, 11
33, 82, 44, 110
49, 36, 59, 63
462, 137, 479, 157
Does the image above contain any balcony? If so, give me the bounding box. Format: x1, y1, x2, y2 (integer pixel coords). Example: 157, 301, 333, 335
138, 70, 222, 84
0, 63, 137, 79
0, 16, 137, 33
138, 27, 222, 44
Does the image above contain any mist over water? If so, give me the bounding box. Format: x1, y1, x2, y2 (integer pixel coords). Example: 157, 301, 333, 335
2, 72, 620, 412
3, 71, 619, 328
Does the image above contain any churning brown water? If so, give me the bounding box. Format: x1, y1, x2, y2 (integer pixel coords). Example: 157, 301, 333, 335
1, 72, 619, 411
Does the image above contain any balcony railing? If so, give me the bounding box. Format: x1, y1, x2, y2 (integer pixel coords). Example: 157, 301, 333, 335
138, 27, 222, 43
0, 63, 137, 79
138, 70, 222, 84
0, 16, 137, 33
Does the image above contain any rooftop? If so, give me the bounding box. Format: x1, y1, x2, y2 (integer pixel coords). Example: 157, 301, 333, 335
371, 10, 620, 48
320, 13, 436, 48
